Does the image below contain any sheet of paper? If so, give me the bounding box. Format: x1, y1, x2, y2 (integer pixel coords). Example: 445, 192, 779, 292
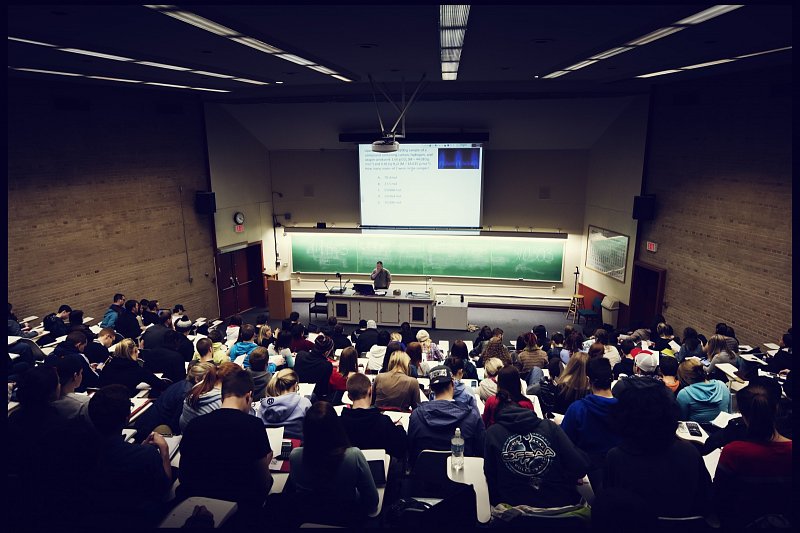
738, 344, 753, 352
8, 336, 22, 345
763, 343, 780, 350
21, 315, 38, 323
668, 340, 681, 352
739, 353, 767, 365
265, 427, 284, 454
767, 349, 779, 356
704, 448, 721, 480
710, 411, 742, 428
269, 457, 284, 471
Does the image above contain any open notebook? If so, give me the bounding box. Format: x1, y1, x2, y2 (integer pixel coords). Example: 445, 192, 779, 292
362, 449, 387, 487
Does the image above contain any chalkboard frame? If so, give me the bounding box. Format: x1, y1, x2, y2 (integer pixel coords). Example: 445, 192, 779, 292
290, 232, 565, 283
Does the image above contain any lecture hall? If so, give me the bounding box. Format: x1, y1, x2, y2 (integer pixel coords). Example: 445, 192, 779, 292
8, 4, 792, 530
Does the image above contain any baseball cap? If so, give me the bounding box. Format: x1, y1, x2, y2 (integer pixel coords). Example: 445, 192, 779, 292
428, 365, 453, 386
366, 319, 377, 330
174, 317, 192, 332
634, 350, 659, 373
314, 334, 334, 354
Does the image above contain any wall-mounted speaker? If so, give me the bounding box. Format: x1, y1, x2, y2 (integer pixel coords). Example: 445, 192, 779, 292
632, 195, 656, 220
195, 191, 216, 214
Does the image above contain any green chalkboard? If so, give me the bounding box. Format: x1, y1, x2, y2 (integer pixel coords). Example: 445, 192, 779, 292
291, 233, 564, 282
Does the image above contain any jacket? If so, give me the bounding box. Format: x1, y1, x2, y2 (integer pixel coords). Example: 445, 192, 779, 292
256, 393, 312, 440
407, 399, 485, 463
98, 357, 167, 397
293, 350, 333, 398
100, 304, 124, 329
366, 344, 387, 372
484, 404, 590, 508
44, 345, 99, 392
676, 380, 731, 423
115, 311, 142, 341
560, 394, 621, 455
229, 341, 257, 364
43, 313, 69, 338
355, 329, 379, 354
478, 377, 498, 402
433, 380, 478, 414
179, 389, 222, 432
340, 407, 408, 459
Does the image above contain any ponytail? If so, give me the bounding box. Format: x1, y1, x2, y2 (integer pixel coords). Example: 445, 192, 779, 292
186, 365, 218, 409
737, 378, 781, 441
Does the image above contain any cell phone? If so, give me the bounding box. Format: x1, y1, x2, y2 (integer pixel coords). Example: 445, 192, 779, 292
686, 422, 702, 437
279, 440, 293, 459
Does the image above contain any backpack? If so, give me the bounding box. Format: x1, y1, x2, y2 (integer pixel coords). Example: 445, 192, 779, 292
537, 376, 559, 417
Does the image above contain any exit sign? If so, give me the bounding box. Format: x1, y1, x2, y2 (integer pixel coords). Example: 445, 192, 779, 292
646, 241, 658, 252
234, 224, 244, 233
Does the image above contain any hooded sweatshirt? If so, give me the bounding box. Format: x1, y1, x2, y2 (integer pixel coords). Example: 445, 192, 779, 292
256, 393, 312, 440
432, 380, 478, 414
676, 380, 731, 423
484, 404, 590, 508
180, 389, 222, 432
366, 344, 387, 372
478, 377, 498, 402
560, 394, 621, 455
407, 399, 485, 463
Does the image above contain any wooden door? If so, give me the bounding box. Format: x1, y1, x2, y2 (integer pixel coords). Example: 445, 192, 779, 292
216, 242, 265, 319
628, 260, 666, 329
216, 252, 238, 319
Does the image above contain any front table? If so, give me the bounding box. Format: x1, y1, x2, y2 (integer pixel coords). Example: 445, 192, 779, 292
327, 291, 434, 328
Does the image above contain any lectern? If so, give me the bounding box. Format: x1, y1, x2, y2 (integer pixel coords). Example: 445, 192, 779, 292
267, 279, 292, 320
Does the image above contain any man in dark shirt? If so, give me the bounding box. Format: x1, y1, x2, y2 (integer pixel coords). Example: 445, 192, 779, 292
115, 299, 143, 341
142, 311, 172, 350
178, 369, 273, 521
355, 320, 379, 355
294, 334, 335, 400
140, 329, 186, 384
331, 323, 353, 350
340, 373, 407, 460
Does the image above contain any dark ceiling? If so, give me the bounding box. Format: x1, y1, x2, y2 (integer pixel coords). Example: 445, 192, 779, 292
7, 4, 793, 101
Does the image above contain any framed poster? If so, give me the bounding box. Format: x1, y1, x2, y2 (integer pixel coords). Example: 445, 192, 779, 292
585, 225, 629, 283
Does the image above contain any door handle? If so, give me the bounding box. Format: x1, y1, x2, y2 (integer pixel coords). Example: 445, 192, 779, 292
230, 276, 236, 287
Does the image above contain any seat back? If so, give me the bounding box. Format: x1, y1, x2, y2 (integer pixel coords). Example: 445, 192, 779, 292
591, 296, 603, 312
314, 292, 328, 303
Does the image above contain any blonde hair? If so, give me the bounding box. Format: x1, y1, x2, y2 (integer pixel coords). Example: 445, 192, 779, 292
113, 338, 138, 361
266, 368, 299, 397
390, 331, 402, 342
257, 324, 272, 345
387, 352, 410, 375
705, 334, 730, 358
677, 359, 706, 387
484, 357, 504, 378
187, 361, 214, 383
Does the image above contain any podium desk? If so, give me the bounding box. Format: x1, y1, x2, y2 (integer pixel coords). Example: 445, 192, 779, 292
327, 291, 434, 328
267, 279, 292, 320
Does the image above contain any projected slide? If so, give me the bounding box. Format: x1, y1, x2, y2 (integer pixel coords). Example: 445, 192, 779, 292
359, 143, 483, 228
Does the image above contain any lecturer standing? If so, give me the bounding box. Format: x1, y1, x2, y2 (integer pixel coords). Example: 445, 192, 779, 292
370, 261, 392, 290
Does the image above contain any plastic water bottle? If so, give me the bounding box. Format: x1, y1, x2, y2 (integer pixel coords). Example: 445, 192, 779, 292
451, 427, 464, 471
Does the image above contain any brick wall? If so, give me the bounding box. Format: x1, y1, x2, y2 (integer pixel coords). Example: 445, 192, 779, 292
7, 79, 220, 323
637, 66, 791, 347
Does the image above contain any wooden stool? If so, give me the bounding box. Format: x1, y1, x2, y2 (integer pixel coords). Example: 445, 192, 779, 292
565, 294, 584, 323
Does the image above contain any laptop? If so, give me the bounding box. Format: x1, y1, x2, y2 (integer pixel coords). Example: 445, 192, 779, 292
352, 283, 376, 295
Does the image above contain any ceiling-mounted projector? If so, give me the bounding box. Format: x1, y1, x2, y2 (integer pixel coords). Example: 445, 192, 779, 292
372, 139, 399, 153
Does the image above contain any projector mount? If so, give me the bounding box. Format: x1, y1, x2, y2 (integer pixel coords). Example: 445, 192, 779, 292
369, 73, 427, 152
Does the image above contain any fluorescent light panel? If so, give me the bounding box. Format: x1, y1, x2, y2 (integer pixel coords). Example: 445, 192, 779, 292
636, 69, 682, 78
441, 48, 462, 62
232, 77, 269, 85
441, 61, 459, 72
229, 36, 283, 54
159, 10, 239, 36
145, 82, 190, 88
675, 5, 744, 25
627, 26, 685, 46
541, 70, 569, 79
440, 28, 466, 48
59, 48, 134, 62
564, 59, 598, 71
735, 46, 792, 59
87, 75, 142, 83
191, 70, 234, 79
136, 60, 191, 71
330, 75, 351, 82
306, 64, 337, 75
441, 72, 457, 81
681, 58, 736, 69
275, 53, 314, 66
590, 46, 633, 60
12, 67, 82, 77
440, 5, 470, 28
8, 36, 56, 47
188, 87, 230, 93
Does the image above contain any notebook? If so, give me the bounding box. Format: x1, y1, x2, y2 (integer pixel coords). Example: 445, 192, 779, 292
362, 449, 387, 486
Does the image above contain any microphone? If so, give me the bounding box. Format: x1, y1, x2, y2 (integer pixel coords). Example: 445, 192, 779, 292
335, 272, 342, 279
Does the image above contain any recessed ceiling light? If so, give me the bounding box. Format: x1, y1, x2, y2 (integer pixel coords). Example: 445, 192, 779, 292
229, 36, 283, 54
627, 26, 685, 46
675, 5, 744, 25
442, 72, 457, 81
275, 53, 315, 66
144, 82, 190, 88
682, 58, 737, 69
441, 48, 462, 62
440, 28, 466, 48
86, 75, 142, 83
541, 70, 569, 79
564, 59, 598, 71
8, 36, 57, 47
590, 46, 634, 60
275, 81, 284, 84
158, 10, 239, 36
735, 46, 792, 59
636, 69, 682, 78
440, 5, 470, 28
441, 61, 459, 73
330, 75, 351, 82
59, 48, 134, 62
192, 70, 234, 79
232, 77, 269, 85
136, 61, 191, 71
188, 87, 231, 93
12, 67, 82, 77
307, 65, 337, 75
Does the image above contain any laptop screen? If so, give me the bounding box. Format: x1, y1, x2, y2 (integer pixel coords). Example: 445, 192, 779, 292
352, 283, 375, 295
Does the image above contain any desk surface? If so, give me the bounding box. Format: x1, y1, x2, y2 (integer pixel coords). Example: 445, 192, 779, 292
327, 291, 434, 303
446, 456, 490, 524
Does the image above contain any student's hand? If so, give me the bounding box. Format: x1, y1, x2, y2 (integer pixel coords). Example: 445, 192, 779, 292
145, 431, 170, 457
183, 505, 215, 528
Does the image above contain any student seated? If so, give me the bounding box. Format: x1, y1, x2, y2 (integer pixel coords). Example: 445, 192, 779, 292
483, 372, 589, 509
230, 324, 259, 365
481, 365, 534, 428
374, 351, 420, 412
141, 329, 187, 384
331, 323, 353, 349
676, 358, 731, 423
293, 334, 334, 400
51, 353, 91, 422
328, 346, 359, 396
450, 340, 479, 380
365, 329, 390, 373
407, 365, 484, 465
85, 385, 173, 528
178, 369, 273, 525
179, 363, 233, 432
478, 357, 504, 402
98, 338, 168, 397
660, 355, 681, 394
285, 401, 379, 525
203, 328, 230, 364
712, 377, 793, 527
84, 327, 116, 365
604, 377, 711, 518
441, 354, 479, 414
247, 347, 272, 402
45, 331, 100, 392
255, 369, 312, 440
